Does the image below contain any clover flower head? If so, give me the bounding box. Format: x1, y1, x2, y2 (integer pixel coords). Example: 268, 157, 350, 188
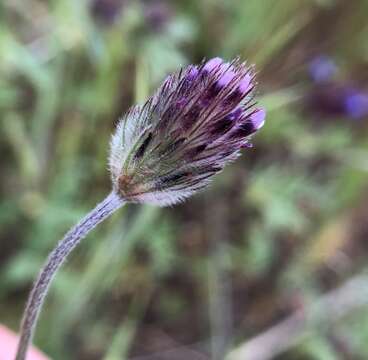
109, 57, 266, 206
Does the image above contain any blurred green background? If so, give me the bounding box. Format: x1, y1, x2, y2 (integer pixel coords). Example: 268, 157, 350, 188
1, 0, 368, 359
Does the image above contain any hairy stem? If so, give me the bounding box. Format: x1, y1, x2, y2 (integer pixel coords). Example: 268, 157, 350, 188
15, 191, 125, 360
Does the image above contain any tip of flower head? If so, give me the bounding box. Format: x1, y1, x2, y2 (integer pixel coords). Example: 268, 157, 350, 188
187, 66, 199, 79
250, 109, 266, 130
203, 57, 224, 72
217, 68, 236, 87
238, 74, 252, 94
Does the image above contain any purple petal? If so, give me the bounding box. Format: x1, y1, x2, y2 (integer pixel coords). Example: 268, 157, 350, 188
238, 74, 252, 94
186, 66, 199, 80
249, 109, 266, 130
230, 109, 266, 138
203, 57, 224, 72
217, 69, 236, 87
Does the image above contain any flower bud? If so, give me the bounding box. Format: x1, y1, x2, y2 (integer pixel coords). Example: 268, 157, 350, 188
109, 57, 266, 206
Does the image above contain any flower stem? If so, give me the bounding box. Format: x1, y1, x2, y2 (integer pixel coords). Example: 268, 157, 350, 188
15, 191, 125, 360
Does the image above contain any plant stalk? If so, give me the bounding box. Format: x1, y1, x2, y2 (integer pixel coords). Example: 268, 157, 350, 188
15, 191, 125, 360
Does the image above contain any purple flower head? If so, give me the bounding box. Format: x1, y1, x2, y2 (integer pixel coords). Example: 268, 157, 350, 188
344, 90, 368, 119
307, 83, 368, 120
109, 57, 265, 206
308, 55, 337, 83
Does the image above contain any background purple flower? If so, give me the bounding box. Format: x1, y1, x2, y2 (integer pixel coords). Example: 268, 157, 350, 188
308, 55, 338, 83
306, 56, 368, 120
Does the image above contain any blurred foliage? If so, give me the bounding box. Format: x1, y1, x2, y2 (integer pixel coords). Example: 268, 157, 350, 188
1, 0, 368, 359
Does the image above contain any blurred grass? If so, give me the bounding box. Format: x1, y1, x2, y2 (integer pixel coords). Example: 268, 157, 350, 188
1, 0, 368, 359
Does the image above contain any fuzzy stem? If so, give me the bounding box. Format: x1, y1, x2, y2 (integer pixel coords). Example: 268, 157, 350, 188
15, 191, 125, 360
